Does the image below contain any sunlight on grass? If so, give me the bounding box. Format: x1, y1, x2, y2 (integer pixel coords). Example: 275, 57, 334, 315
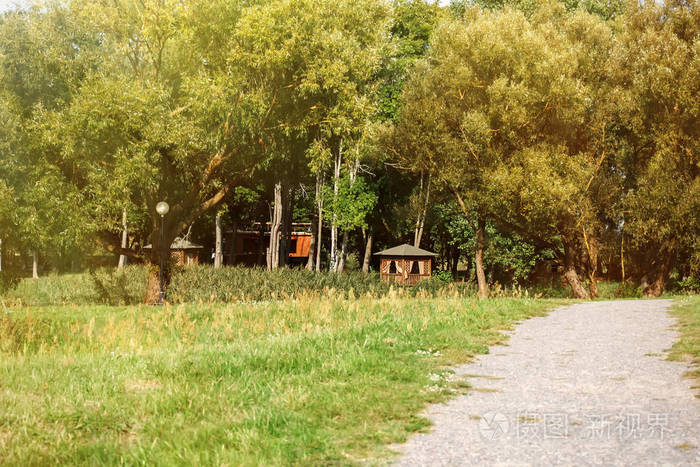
0, 296, 564, 465
669, 295, 700, 396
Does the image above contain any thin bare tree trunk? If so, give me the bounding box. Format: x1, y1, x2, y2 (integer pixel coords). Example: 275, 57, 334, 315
32, 251, 39, 279
268, 182, 283, 270
336, 153, 358, 274
279, 187, 292, 268
214, 213, 223, 268
475, 218, 488, 299
337, 230, 348, 273
362, 230, 373, 273
620, 233, 625, 283
306, 218, 316, 271
414, 172, 431, 247
330, 146, 342, 272
315, 171, 324, 272
118, 208, 128, 269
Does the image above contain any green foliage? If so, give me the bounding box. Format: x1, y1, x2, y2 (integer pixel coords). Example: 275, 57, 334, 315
0, 297, 559, 464
324, 175, 378, 231
672, 275, 700, 295
378, 0, 442, 121
613, 1, 700, 284
433, 270, 454, 283
0, 0, 697, 296
89, 267, 149, 306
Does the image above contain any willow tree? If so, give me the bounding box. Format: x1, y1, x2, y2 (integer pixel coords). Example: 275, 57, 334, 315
0, 6, 94, 276
32, 0, 260, 301
391, 2, 617, 298
611, 0, 700, 296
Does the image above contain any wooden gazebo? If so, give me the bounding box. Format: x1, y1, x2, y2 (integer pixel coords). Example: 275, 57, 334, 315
374, 244, 437, 285
144, 237, 203, 266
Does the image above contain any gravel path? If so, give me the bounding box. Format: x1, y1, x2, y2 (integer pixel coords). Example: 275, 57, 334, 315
393, 299, 699, 466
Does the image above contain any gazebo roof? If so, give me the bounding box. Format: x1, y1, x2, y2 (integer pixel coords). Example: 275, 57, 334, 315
374, 243, 437, 257
144, 237, 204, 250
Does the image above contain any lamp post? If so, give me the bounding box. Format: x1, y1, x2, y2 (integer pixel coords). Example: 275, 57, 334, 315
155, 201, 170, 304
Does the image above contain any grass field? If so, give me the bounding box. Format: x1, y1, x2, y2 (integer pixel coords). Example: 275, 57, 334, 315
669, 295, 700, 396
0, 295, 564, 465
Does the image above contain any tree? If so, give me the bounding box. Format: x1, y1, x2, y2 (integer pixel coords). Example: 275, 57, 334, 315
611, 0, 700, 296
0, 6, 95, 276
25, 0, 262, 300
390, 2, 618, 298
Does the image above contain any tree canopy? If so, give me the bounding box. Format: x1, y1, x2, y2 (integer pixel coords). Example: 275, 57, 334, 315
0, 0, 697, 298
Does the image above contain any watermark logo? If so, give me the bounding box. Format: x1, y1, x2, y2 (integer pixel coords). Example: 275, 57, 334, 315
479, 412, 509, 440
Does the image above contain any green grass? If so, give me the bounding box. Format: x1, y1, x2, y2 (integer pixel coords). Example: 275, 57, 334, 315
0, 296, 565, 465
4, 266, 477, 307
669, 295, 700, 396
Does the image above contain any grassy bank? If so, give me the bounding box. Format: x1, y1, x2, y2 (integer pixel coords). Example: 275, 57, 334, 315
3, 266, 477, 307
669, 295, 700, 396
4, 265, 645, 308
0, 296, 562, 465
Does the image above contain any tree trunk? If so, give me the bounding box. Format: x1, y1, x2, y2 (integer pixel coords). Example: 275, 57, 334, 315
643, 257, 671, 297
583, 230, 599, 298
336, 155, 359, 274
144, 215, 178, 304
337, 230, 348, 273
414, 172, 431, 247
279, 186, 293, 268
362, 230, 373, 273
145, 266, 161, 305
451, 246, 460, 278
268, 182, 282, 270
315, 171, 324, 272
563, 239, 590, 299
330, 146, 342, 271
32, 251, 39, 279
0, 238, 3, 272
214, 213, 223, 268
118, 207, 128, 269
306, 216, 316, 271
620, 233, 625, 283
475, 218, 488, 299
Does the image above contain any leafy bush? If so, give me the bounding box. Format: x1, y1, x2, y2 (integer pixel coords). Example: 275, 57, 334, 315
0, 269, 21, 293
432, 270, 454, 283
672, 275, 700, 294
89, 266, 149, 305
611, 281, 642, 299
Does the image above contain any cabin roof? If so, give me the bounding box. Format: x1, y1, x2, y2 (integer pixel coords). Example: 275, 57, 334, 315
374, 243, 437, 257
143, 237, 204, 250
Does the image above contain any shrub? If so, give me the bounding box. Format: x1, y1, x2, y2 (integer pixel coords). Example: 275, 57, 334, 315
89, 266, 149, 305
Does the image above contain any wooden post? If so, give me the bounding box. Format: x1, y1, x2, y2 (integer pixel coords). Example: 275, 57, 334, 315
118, 208, 127, 269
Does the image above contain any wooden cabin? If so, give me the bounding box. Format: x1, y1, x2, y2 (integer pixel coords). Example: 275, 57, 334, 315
374, 244, 436, 285
144, 237, 203, 266
225, 223, 312, 266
